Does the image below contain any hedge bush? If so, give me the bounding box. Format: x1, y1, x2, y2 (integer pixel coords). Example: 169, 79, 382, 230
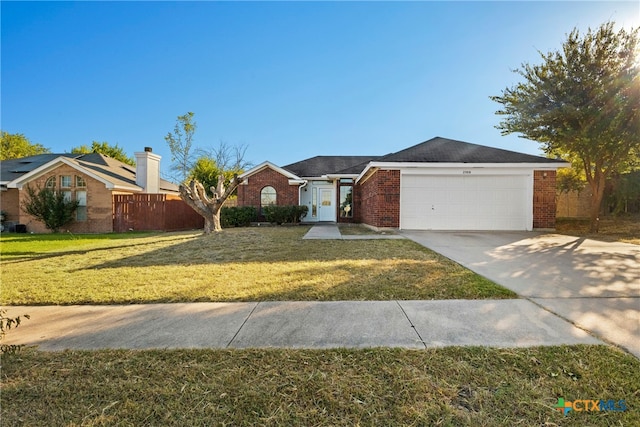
263, 205, 309, 225
221, 206, 258, 227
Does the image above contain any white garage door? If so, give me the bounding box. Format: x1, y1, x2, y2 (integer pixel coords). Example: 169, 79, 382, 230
401, 174, 530, 230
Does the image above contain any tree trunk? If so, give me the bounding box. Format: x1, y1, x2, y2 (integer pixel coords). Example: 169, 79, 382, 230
203, 216, 215, 234
588, 173, 606, 233
179, 175, 243, 235
212, 207, 222, 232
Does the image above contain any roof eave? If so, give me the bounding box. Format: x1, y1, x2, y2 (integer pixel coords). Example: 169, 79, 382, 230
368, 161, 569, 169
325, 174, 360, 179
7, 156, 137, 190
356, 161, 570, 184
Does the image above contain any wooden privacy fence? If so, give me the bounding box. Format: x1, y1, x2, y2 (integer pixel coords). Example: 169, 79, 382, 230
113, 194, 204, 232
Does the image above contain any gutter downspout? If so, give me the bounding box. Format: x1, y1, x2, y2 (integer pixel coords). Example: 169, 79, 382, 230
298, 180, 308, 205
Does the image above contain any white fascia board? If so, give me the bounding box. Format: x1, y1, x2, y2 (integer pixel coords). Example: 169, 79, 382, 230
356, 161, 570, 183
325, 174, 359, 179
370, 161, 570, 169
8, 157, 120, 189
238, 161, 302, 181
112, 184, 144, 192
299, 176, 334, 181
288, 179, 306, 185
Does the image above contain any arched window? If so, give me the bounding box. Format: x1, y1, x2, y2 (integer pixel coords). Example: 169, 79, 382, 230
45, 176, 56, 188
261, 186, 277, 210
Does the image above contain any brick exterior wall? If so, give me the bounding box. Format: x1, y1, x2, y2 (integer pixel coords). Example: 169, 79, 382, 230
1, 164, 122, 233
357, 169, 400, 228
0, 188, 20, 225
533, 170, 557, 229
236, 167, 299, 219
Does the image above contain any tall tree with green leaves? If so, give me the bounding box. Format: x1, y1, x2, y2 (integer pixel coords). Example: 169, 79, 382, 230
491, 22, 640, 232
165, 112, 197, 183
21, 185, 79, 232
189, 157, 223, 196
71, 141, 135, 166
191, 142, 253, 196
0, 131, 50, 160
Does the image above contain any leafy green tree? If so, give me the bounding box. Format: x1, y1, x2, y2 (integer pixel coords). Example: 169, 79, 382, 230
607, 171, 640, 215
189, 157, 223, 196
190, 143, 252, 197
491, 22, 640, 232
21, 185, 79, 232
0, 131, 50, 160
165, 112, 197, 182
71, 141, 135, 166
556, 168, 586, 194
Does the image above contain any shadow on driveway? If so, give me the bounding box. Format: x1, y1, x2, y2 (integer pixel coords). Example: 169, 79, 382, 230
401, 231, 640, 358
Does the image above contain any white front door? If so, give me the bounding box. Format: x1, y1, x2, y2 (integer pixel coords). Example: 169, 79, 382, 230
318, 188, 335, 221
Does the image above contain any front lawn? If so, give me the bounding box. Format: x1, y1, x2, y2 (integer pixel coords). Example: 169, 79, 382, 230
2, 345, 637, 426
556, 216, 640, 245
0, 227, 514, 304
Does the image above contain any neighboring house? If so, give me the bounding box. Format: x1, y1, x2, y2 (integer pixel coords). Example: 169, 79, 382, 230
0, 148, 179, 233
238, 137, 569, 231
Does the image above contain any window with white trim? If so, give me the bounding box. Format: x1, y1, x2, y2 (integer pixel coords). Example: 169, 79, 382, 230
76, 191, 87, 221
60, 175, 72, 188
260, 186, 276, 213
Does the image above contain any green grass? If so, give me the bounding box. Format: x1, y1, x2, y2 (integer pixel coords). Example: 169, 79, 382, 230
2, 345, 637, 426
0, 227, 515, 305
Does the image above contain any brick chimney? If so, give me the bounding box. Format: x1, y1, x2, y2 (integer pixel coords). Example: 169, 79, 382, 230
135, 147, 161, 193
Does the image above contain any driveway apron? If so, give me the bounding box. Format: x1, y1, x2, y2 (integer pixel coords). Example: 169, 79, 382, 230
401, 231, 640, 358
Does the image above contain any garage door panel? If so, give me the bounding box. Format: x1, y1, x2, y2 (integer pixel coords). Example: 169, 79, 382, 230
400, 174, 530, 230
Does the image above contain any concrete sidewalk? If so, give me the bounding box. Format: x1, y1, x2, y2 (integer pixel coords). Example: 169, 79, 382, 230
2, 300, 601, 351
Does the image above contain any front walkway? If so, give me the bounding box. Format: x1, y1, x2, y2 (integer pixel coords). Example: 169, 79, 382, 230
303, 223, 405, 240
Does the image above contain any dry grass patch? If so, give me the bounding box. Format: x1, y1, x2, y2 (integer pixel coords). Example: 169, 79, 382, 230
556, 216, 640, 245
1, 227, 514, 305
338, 224, 396, 235
2, 345, 638, 426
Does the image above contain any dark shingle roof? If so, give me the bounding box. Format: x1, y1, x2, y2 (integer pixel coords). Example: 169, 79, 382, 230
283, 156, 380, 177
1, 154, 77, 183
380, 137, 560, 163
1, 153, 177, 192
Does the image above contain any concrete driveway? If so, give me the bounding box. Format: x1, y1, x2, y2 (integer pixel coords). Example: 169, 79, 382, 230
401, 231, 640, 358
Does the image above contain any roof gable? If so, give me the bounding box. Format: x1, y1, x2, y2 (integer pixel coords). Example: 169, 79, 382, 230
239, 161, 303, 182
2, 153, 142, 191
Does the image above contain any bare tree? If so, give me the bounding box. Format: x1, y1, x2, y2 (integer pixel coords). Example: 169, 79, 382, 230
179, 174, 244, 234
198, 140, 253, 173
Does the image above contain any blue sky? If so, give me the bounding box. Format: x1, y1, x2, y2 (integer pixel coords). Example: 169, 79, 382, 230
2, 1, 639, 180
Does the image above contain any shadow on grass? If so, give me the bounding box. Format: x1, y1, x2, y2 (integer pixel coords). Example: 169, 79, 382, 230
1, 232, 198, 263
75, 232, 435, 269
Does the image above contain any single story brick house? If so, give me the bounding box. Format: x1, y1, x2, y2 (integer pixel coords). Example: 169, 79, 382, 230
0, 148, 179, 233
237, 137, 569, 230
